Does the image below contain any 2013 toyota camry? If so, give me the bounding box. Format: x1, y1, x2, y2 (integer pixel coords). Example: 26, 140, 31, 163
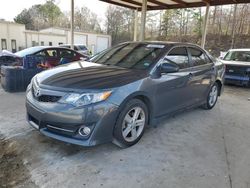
26, 42, 225, 148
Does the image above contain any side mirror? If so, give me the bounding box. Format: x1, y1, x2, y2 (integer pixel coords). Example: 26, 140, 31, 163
159, 63, 179, 74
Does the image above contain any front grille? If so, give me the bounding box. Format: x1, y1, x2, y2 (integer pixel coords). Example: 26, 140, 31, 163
31, 85, 61, 103
38, 95, 61, 102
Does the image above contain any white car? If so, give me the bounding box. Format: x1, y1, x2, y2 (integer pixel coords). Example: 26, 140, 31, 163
60, 44, 90, 56
221, 49, 250, 86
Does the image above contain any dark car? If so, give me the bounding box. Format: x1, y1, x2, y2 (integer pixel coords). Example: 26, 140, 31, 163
0, 51, 20, 67
0, 46, 88, 68
222, 49, 250, 86
26, 42, 225, 148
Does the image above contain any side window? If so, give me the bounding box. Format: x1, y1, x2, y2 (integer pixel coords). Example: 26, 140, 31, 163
165, 47, 189, 69
59, 49, 74, 59
46, 49, 57, 58
35, 50, 47, 58
189, 47, 210, 66
11, 40, 17, 53
1, 39, 7, 50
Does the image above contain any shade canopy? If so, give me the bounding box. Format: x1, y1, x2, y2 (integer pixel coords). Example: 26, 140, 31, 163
100, 0, 250, 10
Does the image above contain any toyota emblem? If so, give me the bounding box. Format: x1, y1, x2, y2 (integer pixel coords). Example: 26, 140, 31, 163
35, 89, 41, 97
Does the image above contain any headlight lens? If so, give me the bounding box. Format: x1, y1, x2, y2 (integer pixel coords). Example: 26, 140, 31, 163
59, 91, 112, 107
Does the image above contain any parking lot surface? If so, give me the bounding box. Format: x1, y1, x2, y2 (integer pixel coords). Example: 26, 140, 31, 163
0, 85, 250, 188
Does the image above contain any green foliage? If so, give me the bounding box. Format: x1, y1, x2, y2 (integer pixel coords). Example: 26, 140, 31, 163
14, 0, 102, 33
39, 0, 62, 26
14, 0, 63, 30
14, 9, 33, 30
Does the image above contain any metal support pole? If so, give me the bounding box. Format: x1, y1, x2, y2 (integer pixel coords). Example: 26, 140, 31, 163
70, 0, 74, 50
231, 4, 237, 49
139, 0, 147, 41
201, 3, 210, 48
133, 9, 138, 41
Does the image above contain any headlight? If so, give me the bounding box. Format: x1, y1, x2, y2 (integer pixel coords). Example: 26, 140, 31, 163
59, 91, 112, 107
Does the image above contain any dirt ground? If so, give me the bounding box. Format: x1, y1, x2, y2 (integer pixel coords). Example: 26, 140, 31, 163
0, 85, 250, 188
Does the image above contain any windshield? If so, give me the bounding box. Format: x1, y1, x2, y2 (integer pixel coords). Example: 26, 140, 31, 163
15, 47, 43, 57
224, 51, 250, 62
78, 45, 87, 51
90, 43, 166, 70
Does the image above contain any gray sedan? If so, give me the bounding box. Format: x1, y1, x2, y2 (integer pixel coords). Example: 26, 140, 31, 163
26, 42, 225, 148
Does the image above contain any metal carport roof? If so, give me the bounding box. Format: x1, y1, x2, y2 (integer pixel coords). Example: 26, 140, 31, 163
69, 0, 250, 49
100, 0, 250, 10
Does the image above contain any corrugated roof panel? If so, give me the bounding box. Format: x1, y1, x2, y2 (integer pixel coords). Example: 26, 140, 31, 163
100, 0, 250, 10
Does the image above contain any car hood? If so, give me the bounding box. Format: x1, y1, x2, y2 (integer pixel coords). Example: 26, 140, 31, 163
222, 60, 250, 66
36, 61, 148, 90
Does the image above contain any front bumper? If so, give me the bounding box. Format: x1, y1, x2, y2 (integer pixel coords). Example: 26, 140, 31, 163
225, 74, 250, 86
26, 89, 119, 146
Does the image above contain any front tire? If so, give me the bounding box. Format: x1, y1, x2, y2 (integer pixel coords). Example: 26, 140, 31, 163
203, 82, 219, 110
113, 99, 148, 148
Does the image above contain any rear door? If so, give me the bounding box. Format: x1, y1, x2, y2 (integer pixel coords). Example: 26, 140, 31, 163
154, 46, 195, 116
187, 46, 215, 103
35, 49, 60, 66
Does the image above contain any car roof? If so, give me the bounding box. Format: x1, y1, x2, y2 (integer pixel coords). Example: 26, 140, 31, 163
30, 46, 80, 51
119, 41, 203, 49
60, 44, 87, 46
228, 49, 250, 52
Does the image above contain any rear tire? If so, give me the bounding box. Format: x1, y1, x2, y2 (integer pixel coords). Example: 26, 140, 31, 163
202, 82, 219, 110
113, 99, 148, 148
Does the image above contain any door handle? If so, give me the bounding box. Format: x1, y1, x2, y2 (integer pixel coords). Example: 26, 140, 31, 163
188, 73, 193, 80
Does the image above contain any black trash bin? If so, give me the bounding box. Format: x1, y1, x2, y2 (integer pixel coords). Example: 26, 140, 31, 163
1, 66, 43, 92
1, 66, 25, 92
23, 68, 43, 89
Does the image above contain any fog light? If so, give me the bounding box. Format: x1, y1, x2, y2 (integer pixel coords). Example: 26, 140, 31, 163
78, 126, 91, 136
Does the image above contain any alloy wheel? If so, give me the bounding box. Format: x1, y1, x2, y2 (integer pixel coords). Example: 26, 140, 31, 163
208, 85, 218, 107
122, 107, 146, 142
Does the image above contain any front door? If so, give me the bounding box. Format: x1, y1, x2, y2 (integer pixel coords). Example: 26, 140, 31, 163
154, 47, 195, 117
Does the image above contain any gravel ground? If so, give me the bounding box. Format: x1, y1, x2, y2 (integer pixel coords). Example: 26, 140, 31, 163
0, 85, 249, 188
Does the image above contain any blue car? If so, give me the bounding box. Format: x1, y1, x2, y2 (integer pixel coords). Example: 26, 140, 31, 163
222, 49, 250, 86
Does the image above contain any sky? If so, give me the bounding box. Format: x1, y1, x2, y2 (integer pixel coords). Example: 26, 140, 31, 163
0, 0, 108, 21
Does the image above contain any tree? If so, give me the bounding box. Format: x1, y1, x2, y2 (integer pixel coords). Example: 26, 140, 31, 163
14, 9, 34, 30
74, 6, 102, 33
105, 5, 134, 45
39, 0, 62, 27
14, 0, 63, 30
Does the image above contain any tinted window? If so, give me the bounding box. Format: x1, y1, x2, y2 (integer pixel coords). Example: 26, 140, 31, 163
46, 49, 57, 57
79, 45, 87, 50
189, 47, 209, 66
92, 43, 166, 70
165, 47, 189, 69
59, 49, 74, 59
35, 50, 47, 58
35, 49, 57, 58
